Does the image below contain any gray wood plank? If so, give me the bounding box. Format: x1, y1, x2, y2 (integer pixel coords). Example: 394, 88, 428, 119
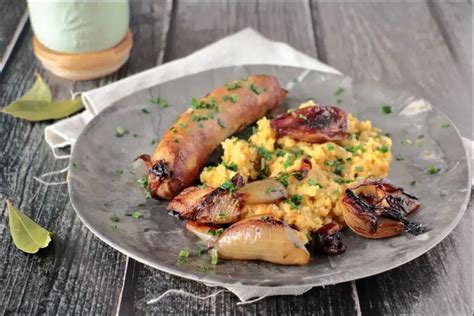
0, 1, 171, 314
429, 1, 472, 88
0, 0, 27, 72
312, 2, 472, 314
129, 1, 358, 314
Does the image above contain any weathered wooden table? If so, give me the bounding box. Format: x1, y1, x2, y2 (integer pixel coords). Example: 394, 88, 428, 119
1, 1, 472, 314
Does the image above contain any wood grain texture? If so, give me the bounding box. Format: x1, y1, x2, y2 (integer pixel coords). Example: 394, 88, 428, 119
127, 1, 358, 314
312, 1, 471, 137
429, 1, 473, 88
312, 2, 472, 314
0, 0, 27, 71
0, 1, 172, 314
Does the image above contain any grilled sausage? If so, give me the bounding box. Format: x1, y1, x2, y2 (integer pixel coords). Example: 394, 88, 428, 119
142, 75, 287, 200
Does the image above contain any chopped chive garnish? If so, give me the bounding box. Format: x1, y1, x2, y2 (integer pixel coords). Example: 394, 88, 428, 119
327, 143, 335, 150
249, 83, 262, 95
178, 123, 186, 128
286, 195, 302, 210
277, 173, 290, 187
336, 98, 343, 104
333, 87, 344, 96
381, 104, 392, 114
307, 178, 323, 188
219, 179, 235, 192
223, 162, 238, 171
377, 145, 389, 153
111, 214, 120, 222
132, 211, 142, 219
115, 170, 124, 176
427, 166, 440, 174
441, 123, 450, 128
230, 94, 239, 103
354, 166, 364, 172
115, 126, 127, 137
141, 108, 150, 114
410, 180, 416, 186
298, 113, 308, 120
395, 155, 404, 161
210, 248, 218, 265
227, 82, 242, 91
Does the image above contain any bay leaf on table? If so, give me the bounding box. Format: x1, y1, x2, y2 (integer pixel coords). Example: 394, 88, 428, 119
21, 73, 52, 102
3, 97, 84, 121
6, 200, 53, 254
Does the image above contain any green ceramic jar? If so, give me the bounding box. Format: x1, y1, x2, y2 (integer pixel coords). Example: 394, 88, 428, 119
27, 0, 129, 53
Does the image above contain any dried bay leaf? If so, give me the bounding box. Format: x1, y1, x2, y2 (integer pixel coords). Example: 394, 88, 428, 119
21, 73, 52, 102
3, 97, 84, 121
6, 200, 53, 253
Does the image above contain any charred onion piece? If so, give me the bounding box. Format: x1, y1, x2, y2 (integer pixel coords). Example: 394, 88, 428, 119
185, 221, 222, 241
168, 174, 244, 224
236, 178, 288, 204
341, 179, 427, 239
270, 105, 348, 143
311, 223, 346, 255
214, 215, 310, 265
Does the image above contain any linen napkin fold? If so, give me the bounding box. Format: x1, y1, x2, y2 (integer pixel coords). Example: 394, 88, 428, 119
42, 28, 472, 303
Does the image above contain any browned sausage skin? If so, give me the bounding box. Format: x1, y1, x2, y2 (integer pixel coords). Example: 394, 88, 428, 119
144, 75, 287, 200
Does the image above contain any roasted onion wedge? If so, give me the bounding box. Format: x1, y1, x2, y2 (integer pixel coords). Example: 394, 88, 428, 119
340, 179, 427, 239
270, 105, 348, 143
168, 176, 289, 224
185, 221, 223, 241
214, 215, 310, 265
236, 178, 288, 204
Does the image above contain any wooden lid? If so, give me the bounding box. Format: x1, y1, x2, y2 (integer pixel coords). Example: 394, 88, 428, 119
33, 30, 133, 81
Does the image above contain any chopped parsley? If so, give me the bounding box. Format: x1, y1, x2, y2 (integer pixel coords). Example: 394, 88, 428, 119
333, 87, 344, 96
217, 118, 226, 128
249, 83, 262, 95
177, 249, 190, 265
115, 126, 127, 137
307, 178, 323, 188
219, 179, 235, 192
227, 81, 242, 90
266, 186, 278, 193
283, 155, 296, 169
327, 143, 335, 150
377, 145, 389, 153
286, 195, 302, 210
223, 162, 238, 171
149, 97, 169, 108
381, 104, 392, 114
132, 211, 142, 219
427, 166, 440, 174
275, 148, 285, 157
222, 94, 239, 103
209, 228, 225, 236
257, 146, 273, 161
277, 173, 290, 187
210, 248, 218, 265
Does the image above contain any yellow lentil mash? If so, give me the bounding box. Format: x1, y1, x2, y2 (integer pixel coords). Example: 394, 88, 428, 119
200, 101, 392, 235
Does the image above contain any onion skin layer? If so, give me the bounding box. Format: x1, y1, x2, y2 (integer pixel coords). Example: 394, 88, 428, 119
214, 215, 310, 265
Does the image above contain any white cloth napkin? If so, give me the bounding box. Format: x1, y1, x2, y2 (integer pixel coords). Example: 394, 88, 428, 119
43, 28, 472, 302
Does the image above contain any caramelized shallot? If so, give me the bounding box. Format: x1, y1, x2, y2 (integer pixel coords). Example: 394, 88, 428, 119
214, 215, 310, 265
236, 178, 288, 204
270, 105, 348, 143
340, 179, 427, 239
